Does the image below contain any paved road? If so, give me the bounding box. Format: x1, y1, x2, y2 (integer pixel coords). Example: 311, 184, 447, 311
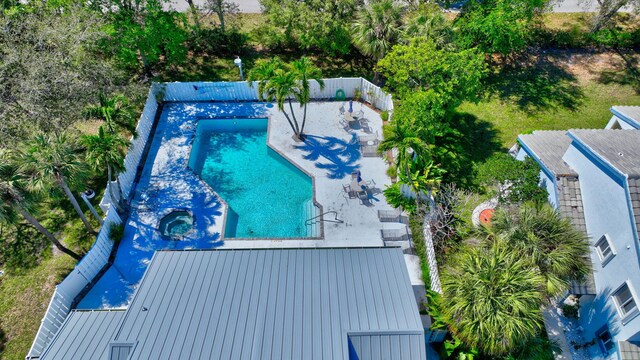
167, 0, 634, 14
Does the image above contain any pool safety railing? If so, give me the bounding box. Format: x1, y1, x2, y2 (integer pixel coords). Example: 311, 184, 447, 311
305, 211, 344, 226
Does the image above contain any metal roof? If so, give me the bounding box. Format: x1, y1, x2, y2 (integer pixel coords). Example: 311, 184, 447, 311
518, 131, 576, 176
111, 248, 425, 360
348, 333, 426, 360
568, 129, 640, 177
39, 310, 125, 360
619, 341, 640, 360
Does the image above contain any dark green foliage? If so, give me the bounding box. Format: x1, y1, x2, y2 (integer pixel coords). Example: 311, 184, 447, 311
455, 0, 548, 57
63, 219, 96, 253
383, 183, 416, 213
104, 0, 188, 74
0, 223, 50, 273
109, 223, 125, 245
377, 39, 487, 104
486, 202, 592, 297
562, 303, 580, 319
187, 27, 249, 56
442, 238, 546, 356
476, 153, 548, 204
258, 0, 362, 56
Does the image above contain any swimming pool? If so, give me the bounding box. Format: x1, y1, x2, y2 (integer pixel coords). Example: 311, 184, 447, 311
189, 118, 314, 238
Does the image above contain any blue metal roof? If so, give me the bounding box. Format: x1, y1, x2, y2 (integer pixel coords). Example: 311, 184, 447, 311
37, 248, 425, 359
111, 247, 425, 359
39, 310, 125, 360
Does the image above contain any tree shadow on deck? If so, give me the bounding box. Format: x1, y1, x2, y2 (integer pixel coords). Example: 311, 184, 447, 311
294, 134, 361, 179
486, 55, 585, 114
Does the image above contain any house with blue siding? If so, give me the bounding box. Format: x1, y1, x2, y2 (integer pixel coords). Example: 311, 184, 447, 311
517, 106, 640, 359
36, 247, 427, 360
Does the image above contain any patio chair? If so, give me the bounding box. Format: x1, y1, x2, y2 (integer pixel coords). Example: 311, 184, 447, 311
380, 227, 412, 242
343, 184, 357, 199
377, 210, 409, 224
358, 190, 371, 206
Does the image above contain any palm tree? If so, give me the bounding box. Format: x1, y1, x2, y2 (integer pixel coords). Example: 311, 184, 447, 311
483, 202, 591, 298
351, 0, 403, 81
21, 132, 95, 234
85, 93, 137, 138
290, 57, 325, 136
81, 126, 128, 213
402, 4, 453, 47
0, 151, 81, 260
248, 57, 324, 141
441, 238, 545, 357
379, 117, 431, 175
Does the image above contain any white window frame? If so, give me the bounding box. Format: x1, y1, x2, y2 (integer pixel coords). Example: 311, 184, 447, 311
595, 234, 616, 266
612, 282, 640, 324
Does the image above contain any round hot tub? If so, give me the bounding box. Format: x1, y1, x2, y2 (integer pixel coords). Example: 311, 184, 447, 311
159, 210, 194, 240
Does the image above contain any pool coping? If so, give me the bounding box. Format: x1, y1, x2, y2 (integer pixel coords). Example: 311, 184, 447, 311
185, 113, 324, 241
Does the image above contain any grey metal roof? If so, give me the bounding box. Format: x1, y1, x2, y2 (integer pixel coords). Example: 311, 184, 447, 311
619, 341, 640, 360
348, 333, 425, 360
612, 106, 640, 126
112, 248, 425, 360
518, 131, 576, 176
39, 310, 125, 360
568, 129, 640, 177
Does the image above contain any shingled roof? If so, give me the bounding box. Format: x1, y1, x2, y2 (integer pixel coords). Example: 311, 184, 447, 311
518, 130, 576, 176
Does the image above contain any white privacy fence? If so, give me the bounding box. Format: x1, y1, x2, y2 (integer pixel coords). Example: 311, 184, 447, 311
117, 84, 160, 200
26, 207, 122, 360
160, 78, 394, 111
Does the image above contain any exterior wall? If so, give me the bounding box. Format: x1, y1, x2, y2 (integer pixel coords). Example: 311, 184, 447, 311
563, 143, 640, 358
516, 148, 558, 207
606, 115, 638, 130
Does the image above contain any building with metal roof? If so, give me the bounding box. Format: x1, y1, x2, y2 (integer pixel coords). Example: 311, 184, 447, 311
38, 247, 427, 360
516, 108, 640, 360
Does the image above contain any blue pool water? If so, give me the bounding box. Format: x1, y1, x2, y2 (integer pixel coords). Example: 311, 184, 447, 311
189, 118, 313, 238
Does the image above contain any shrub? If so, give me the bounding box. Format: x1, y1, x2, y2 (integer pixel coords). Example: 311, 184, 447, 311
380, 110, 389, 121
0, 223, 50, 272
562, 303, 580, 319
383, 182, 416, 213
109, 223, 125, 245
386, 164, 397, 179
187, 27, 249, 56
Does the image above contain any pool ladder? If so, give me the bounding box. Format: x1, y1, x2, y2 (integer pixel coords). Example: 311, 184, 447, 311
304, 206, 343, 238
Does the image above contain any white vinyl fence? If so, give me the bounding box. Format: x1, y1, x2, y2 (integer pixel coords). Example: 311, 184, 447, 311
26, 207, 122, 359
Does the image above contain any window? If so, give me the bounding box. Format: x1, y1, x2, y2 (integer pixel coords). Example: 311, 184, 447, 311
596, 326, 615, 355
595, 235, 615, 264
613, 283, 639, 321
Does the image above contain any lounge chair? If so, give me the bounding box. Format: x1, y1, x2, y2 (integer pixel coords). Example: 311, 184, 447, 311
377, 210, 409, 224
380, 227, 412, 242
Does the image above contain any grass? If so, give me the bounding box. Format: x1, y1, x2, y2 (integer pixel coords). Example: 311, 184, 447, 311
458, 53, 640, 148
0, 255, 75, 360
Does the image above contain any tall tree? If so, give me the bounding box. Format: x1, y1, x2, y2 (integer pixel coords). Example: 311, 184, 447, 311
351, 0, 403, 80
402, 4, 453, 47
248, 57, 324, 141
441, 239, 545, 357
205, 0, 239, 31
0, 5, 122, 145
259, 0, 362, 55
377, 38, 486, 103
0, 151, 81, 260
290, 57, 325, 135
21, 132, 94, 234
378, 116, 431, 176
591, 0, 639, 32
483, 202, 591, 298
82, 126, 129, 213
455, 0, 549, 57
84, 94, 137, 138
105, 0, 188, 75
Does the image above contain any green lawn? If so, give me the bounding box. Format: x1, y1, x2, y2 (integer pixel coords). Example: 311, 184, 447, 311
0, 255, 75, 360
458, 64, 640, 148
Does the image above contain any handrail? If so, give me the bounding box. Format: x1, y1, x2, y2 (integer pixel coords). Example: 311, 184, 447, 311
305, 211, 344, 226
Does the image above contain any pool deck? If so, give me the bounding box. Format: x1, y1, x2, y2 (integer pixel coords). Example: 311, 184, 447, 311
79, 100, 408, 308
